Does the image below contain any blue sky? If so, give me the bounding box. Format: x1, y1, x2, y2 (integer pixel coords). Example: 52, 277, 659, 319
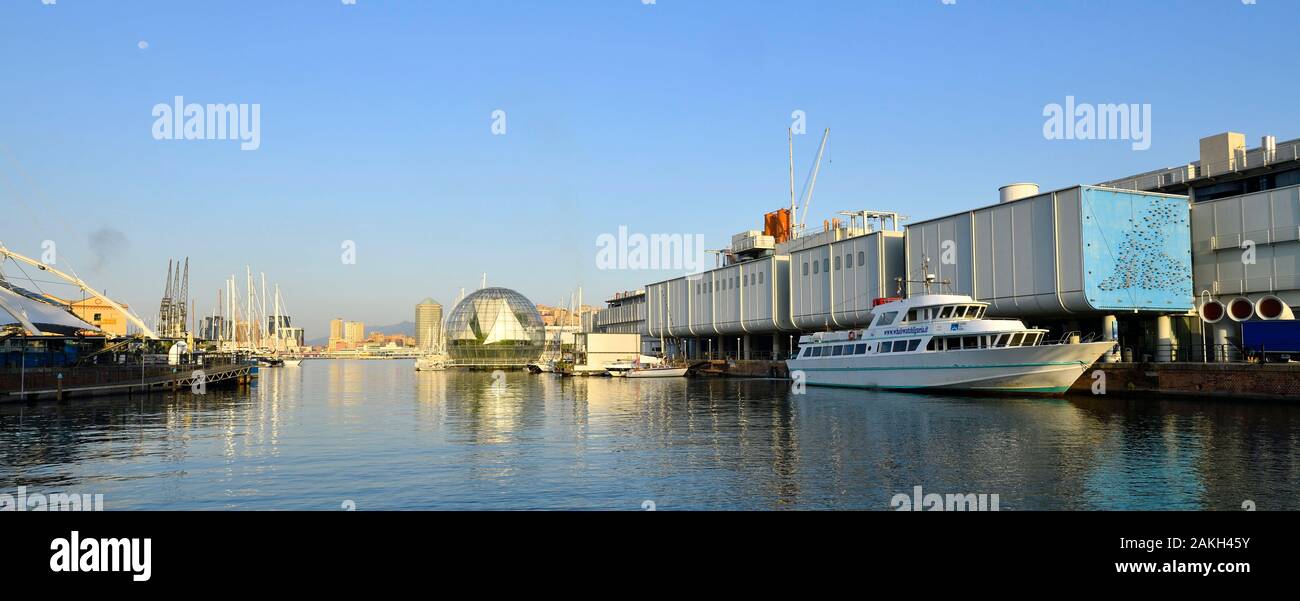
2, 0, 1297, 338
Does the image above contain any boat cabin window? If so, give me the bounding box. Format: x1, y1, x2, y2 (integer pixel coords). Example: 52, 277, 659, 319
832, 345, 844, 356
855, 343, 868, 354
962, 336, 978, 349
823, 258, 830, 273
938, 306, 953, 319
813, 261, 819, 274
845, 253, 853, 269
803, 262, 809, 276
906, 309, 917, 322
858, 251, 865, 266
1009, 333, 1024, 347
907, 339, 921, 352
875, 311, 899, 327
878, 342, 892, 354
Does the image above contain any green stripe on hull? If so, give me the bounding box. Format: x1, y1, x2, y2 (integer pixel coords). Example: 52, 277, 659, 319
794, 361, 1086, 372
804, 382, 1071, 394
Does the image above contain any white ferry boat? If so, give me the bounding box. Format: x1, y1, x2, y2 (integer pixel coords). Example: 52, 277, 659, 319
786, 293, 1113, 395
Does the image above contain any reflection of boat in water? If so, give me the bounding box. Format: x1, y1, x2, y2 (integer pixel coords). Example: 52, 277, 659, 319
282, 358, 302, 367
787, 291, 1112, 394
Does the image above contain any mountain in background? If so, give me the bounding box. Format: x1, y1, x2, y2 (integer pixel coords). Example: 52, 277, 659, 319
305, 320, 415, 346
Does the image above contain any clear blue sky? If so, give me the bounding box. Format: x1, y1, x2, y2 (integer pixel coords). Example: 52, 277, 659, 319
2, 0, 1297, 338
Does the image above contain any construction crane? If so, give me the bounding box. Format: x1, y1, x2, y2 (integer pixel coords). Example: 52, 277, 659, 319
795, 128, 830, 237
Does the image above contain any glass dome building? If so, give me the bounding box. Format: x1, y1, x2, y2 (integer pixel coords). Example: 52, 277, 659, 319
444, 287, 546, 368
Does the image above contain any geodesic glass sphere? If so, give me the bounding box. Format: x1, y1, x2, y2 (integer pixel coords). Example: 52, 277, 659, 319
443, 287, 546, 368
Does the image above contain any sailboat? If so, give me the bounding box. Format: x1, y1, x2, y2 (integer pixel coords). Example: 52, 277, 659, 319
414, 323, 448, 371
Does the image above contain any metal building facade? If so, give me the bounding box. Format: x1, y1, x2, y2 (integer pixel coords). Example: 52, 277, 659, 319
645, 255, 793, 338
1191, 183, 1300, 306
906, 185, 1193, 316
788, 231, 905, 329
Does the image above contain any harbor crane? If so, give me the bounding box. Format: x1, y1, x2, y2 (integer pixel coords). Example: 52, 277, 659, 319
787, 128, 830, 239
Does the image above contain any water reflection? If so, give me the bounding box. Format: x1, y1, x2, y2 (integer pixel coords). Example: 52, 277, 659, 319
0, 360, 1296, 510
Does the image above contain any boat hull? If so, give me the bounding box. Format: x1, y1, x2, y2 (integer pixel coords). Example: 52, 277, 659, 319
786, 341, 1112, 394
626, 367, 689, 378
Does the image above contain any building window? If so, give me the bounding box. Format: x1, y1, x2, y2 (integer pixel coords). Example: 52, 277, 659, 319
758, 272, 764, 285
802, 263, 808, 276
93, 313, 102, 321
813, 261, 819, 274
845, 253, 853, 269
823, 258, 830, 272
858, 251, 865, 266
834, 256, 841, 270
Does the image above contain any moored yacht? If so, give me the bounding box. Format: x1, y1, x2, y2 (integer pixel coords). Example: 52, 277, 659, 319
786, 293, 1112, 394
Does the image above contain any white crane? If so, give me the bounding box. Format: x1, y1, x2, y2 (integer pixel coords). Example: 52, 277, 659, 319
793, 128, 830, 238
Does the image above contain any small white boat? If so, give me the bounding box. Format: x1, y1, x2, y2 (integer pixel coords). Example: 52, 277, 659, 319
605, 355, 666, 377
786, 292, 1112, 395
282, 358, 303, 367
605, 360, 634, 377
415, 354, 448, 371
527, 360, 556, 374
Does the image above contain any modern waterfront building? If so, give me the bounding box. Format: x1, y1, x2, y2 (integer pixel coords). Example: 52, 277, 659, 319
626, 129, 1295, 365
592, 290, 657, 354
1097, 130, 1300, 360
444, 287, 546, 368
904, 183, 1193, 361
415, 298, 443, 350
644, 214, 907, 360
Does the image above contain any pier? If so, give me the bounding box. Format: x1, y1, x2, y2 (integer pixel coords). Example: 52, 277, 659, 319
0, 353, 257, 403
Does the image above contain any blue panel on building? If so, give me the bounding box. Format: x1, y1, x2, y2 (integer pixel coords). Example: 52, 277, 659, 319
1080, 187, 1192, 312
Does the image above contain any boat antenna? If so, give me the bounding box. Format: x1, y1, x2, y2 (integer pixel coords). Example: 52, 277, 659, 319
894, 256, 949, 297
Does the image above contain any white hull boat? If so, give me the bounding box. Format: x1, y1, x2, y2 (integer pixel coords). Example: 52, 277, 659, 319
415, 355, 448, 371
626, 366, 689, 378
786, 292, 1112, 395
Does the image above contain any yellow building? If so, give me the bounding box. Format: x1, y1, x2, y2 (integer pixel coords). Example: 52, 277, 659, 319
57, 296, 132, 336
344, 321, 365, 343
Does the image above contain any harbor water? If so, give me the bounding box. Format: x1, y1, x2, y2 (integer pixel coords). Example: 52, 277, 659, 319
1, 360, 1296, 510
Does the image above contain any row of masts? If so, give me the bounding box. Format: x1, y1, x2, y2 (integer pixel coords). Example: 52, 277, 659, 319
204, 266, 296, 354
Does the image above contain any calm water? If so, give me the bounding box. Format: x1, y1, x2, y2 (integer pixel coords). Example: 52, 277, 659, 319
1, 360, 1297, 510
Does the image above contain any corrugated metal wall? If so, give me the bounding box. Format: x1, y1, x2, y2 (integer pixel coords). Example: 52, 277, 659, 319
1191, 183, 1300, 303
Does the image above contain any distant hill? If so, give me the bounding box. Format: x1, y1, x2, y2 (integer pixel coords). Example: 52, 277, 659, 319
305, 320, 416, 346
